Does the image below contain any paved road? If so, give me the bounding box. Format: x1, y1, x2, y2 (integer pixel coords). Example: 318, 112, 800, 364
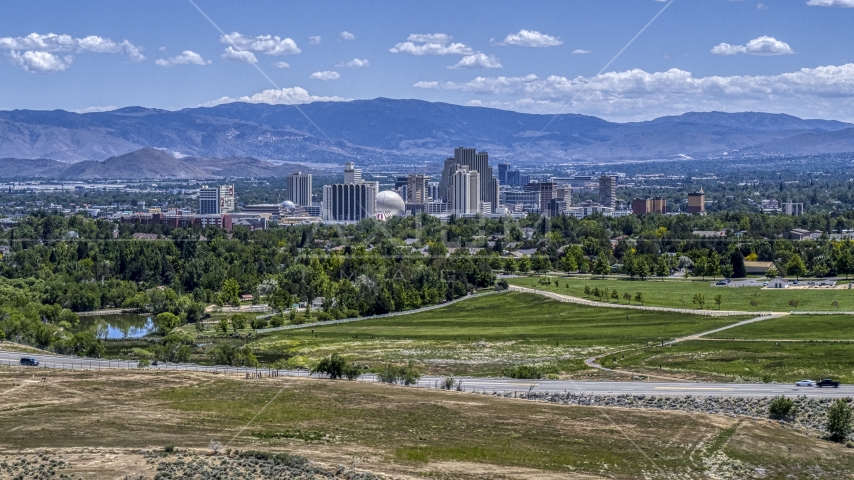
2, 350, 851, 399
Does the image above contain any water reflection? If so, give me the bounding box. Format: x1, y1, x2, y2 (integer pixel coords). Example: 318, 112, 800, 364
76, 314, 155, 339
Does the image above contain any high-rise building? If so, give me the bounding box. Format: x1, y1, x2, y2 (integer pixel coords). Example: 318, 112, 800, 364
599, 176, 617, 209
782, 201, 804, 215
632, 197, 666, 215
220, 184, 235, 213
344, 162, 362, 184
199, 186, 220, 215
687, 189, 706, 214
524, 181, 557, 215
439, 147, 498, 213
498, 163, 510, 185
406, 174, 430, 204
556, 186, 572, 206
450, 166, 480, 215
427, 182, 440, 202
286, 172, 312, 207
322, 183, 378, 221
199, 184, 235, 215
548, 198, 568, 217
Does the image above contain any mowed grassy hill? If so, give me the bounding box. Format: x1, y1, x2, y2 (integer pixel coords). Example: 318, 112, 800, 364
252, 292, 749, 376
507, 276, 854, 312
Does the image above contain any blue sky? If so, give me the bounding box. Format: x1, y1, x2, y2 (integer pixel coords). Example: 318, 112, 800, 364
1, 0, 854, 121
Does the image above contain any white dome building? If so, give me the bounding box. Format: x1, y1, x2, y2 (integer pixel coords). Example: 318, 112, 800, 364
280, 200, 296, 210
375, 190, 406, 218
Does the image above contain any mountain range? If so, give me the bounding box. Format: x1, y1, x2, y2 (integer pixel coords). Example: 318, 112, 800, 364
0, 98, 853, 176
0, 148, 317, 180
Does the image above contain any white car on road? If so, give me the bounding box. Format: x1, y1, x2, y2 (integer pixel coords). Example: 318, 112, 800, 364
794, 379, 816, 387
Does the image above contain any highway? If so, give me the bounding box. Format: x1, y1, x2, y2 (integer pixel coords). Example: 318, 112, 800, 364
2, 349, 852, 399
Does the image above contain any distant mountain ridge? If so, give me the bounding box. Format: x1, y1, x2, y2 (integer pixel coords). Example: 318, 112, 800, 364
0, 148, 318, 180
0, 98, 852, 166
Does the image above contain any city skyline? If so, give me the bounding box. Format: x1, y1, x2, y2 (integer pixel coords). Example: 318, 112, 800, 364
0, 1, 853, 121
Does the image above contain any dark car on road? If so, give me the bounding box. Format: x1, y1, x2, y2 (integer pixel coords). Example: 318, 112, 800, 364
817, 378, 840, 388
19, 358, 39, 366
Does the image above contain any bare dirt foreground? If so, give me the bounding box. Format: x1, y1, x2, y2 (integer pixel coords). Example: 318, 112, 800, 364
0, 366, 852, 479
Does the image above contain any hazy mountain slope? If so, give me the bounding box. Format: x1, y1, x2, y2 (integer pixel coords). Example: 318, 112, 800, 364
59, 148, 211, 180
184, 155, 321, 178
740, 128, 854, 155
0, 158, 67, 179
0, 99, 852, 163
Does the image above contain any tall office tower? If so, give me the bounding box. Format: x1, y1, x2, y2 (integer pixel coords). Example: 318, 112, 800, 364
450, 166, 480, 215
439, 147, 498, 211
427, 182, 440, 202
506, 170, 520, 187
344, 162, 362, 183
538, 182, 557, 215
498, 163, 510, 185
438, 157, 458, 202
491, 176, 500, 208
286, 172, 312, 207
394, 176, 408, 190
687, 189, 706, 214
598, 175, 617, 209
199, 184, 235, 215
322, 182, 378, 221
199, 186, 220, 215
406, 174, 430, 204
219, 184, 235, 213
556, 185, 571, 207
651, 197, 666, 214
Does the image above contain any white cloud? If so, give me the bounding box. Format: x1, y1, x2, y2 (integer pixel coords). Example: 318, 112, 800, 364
0, 32, 144, 72
807, 0, 854, 6
499, 29, 563, 47
203, 86, 348, 107
309, 36, 322, 45
155, 50, 210, 67
219, 32, 300, 57
8, 50, 72, 73
711, 36, 794, 55
339, 31, 355, 40
412, 64, 854, 121
572, 49, 592, 55
406, 33, 451, 43
448, 53, 502, 69
309, 70, 340, 81
221, 46, 257, 64
338, 58, 369, 68
272, 61, 290, 68
390, 33, 473, 55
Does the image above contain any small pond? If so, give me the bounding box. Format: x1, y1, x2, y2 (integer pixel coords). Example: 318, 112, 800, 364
75, 314, 155, 339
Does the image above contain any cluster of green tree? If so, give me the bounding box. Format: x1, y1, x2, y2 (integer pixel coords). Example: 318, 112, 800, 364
0, 213, 500, 320
376, 361, 421, 385
0, 279, 106, 355
582, 286, 647, 305
310, 353, 361, 380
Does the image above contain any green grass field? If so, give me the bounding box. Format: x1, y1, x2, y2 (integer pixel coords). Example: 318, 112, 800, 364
252, 292, 748, 376
708, 314, 854, 340
602, 340, 854, 384
507, 276, 854, 312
